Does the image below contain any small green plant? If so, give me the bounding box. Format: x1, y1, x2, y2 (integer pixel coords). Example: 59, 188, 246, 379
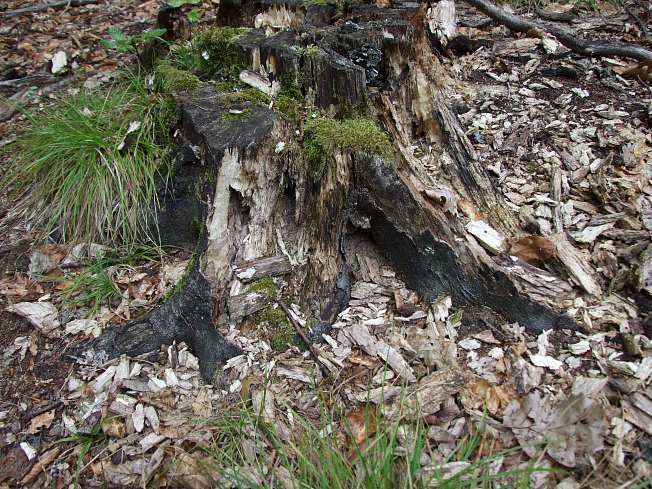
3, 73, 173, 246
186, 8, 202, 24
246, 279, 296, 351
155, 61, 201, 93
303, 116, 393, 180
57, 420, 105, 488
60, 260, 119, 314
169, 27, 249, 84
247, 277, 278, 298
54, 247, 159, 314
100, 27, 166, 65
275, 78, 303, 122
256, 305, 296, 352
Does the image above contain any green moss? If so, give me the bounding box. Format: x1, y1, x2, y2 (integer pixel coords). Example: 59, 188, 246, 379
221, 108, 252, 122
337, 96, 371, 120
247, 277, 278, 299
257, 305, 286, 324
302, 0, 342, 9
303, 116, 393, 180
219, 88, 271, 106
169, 27, 249, 83
255, 305, 296, 352
275, 77, 302, 122
155, 62, 201, 93
290, 44, 320, 57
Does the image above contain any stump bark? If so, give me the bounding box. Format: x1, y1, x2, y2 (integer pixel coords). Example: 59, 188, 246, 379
78, 0, 581, 382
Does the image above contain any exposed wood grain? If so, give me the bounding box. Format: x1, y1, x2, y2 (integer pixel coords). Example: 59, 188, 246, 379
228, 291, 269, 321
232, 255, 292, 283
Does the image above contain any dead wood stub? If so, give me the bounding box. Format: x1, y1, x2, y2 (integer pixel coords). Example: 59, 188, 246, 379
77, 1, 589, 380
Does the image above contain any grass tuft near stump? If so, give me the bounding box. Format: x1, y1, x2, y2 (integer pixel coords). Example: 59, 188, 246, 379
3, 73, 173, 246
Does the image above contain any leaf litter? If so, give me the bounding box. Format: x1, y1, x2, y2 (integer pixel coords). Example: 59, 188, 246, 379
0, 0, 651, 487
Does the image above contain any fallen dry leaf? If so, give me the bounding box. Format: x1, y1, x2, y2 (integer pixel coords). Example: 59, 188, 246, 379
28, 409, 55, 434
168, 451, 217, 489
460, 376, 518, 417
0, 273, 44, 301
510, 235, 556, 266
617, 60, 652, 82
5, 302, 60, 336
191, 388, 212, 418
20, 447, 60, 485
346, 405, 377, 447
102, 417, 126, 438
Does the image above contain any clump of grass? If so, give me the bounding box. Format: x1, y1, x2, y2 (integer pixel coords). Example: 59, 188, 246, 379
303, 116, 393, 180
3, 73, 172, 246
169, 26, 249, 83
61, 261, 119, 314
206, 396, 551, 488
56, 246, 159, 314
57, 419, 105, 488
155, 61, 201, 93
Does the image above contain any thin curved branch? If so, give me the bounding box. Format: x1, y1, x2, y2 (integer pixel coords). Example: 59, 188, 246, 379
464, 0, 652, 61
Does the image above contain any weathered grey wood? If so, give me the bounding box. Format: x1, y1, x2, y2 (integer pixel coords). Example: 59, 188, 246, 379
228, 291, 270, 321
233, 255, 292, 283
427, 0, 457, 48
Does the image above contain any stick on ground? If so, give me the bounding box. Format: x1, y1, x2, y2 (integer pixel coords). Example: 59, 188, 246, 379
464, 0, 652, 61
4, 0, 98, 17
278, 301, 332, 379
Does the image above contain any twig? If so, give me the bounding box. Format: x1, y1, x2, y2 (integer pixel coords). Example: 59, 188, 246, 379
618, 0, 649, 38
463, 0, 652, 61
0, 74, 54, 89
27, 400, 63, 419
4, 0, 99, 17
277, 301, 332, 379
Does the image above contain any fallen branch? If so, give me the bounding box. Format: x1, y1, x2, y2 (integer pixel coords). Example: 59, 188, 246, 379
534, 8, 577, 24
463, 0, 652, 61
278, 301, 332, 379
4, 0, 98, 17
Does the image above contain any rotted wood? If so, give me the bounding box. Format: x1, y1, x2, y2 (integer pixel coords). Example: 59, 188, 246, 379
233, 255, 292, 283
228, 292, 270, 321
77, 0, 590, 381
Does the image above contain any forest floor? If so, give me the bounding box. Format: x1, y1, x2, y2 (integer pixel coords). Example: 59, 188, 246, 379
0, 0, 651, 488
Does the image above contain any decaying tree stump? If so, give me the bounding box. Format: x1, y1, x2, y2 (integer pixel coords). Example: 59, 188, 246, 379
77, 0, 584, 382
